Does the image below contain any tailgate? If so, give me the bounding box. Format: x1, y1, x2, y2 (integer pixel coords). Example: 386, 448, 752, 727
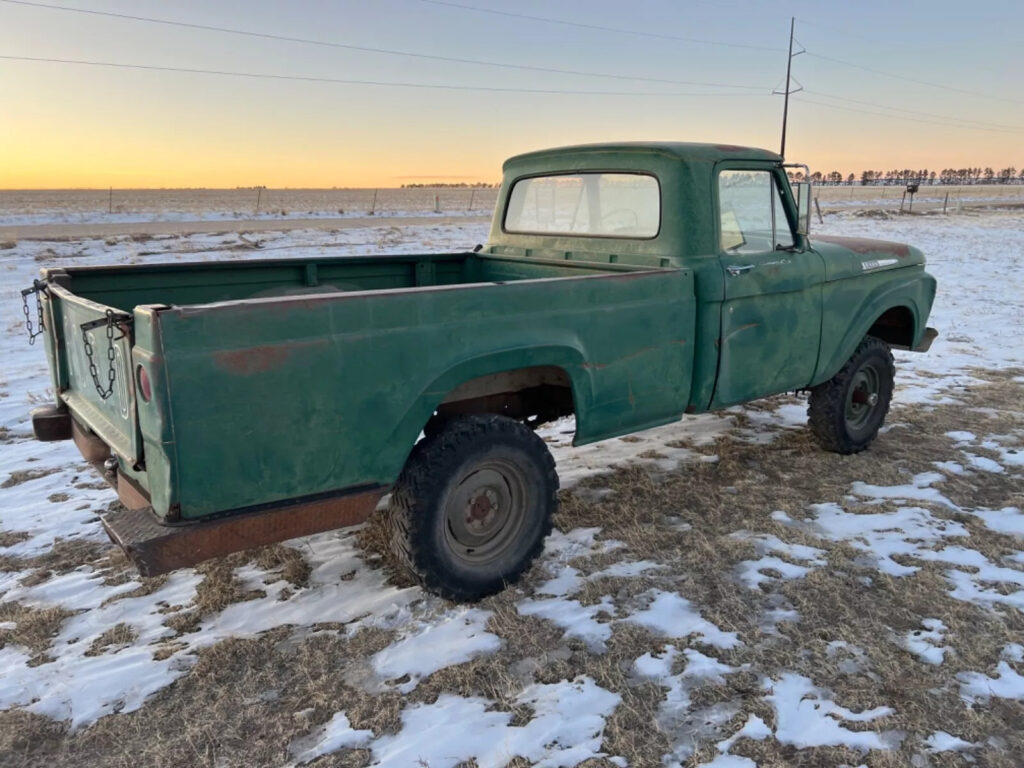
47, 283, 142, 464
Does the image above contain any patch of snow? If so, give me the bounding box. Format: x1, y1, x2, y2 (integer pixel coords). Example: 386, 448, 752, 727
732, 532, 827, 588
716, 713, 771, 753
946, 431, 976, 443
923, 730, 975, 753
291, 712, 373, 765
534, 565, 583, 598
959, 658, 1024, 702
370, 607, 500, 692
518, 595, 616, 652
904, 619, 948, 665
765, 673, 901, 751
970, 507, 1024, 537
1002, 644, 1024, 662
736, 556, 814, 589
963, 453, 1005, 473
369, 676, 621, 768
627, 590, 740, 649
806, 502, 967, 576
850, 471, 958, 510
695, 755, 757, 768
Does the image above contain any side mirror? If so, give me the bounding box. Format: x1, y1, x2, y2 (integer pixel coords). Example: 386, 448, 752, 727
795, 181, 812, 236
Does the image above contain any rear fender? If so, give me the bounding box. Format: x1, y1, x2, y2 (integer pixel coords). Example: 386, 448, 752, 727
371, 346, 589, 481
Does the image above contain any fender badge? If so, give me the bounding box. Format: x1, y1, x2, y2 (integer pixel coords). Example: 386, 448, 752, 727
861, 259, 899, 271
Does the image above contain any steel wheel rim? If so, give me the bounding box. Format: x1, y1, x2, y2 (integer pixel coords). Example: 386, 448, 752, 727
444, 459, 529, 565
845, 363, 881, 432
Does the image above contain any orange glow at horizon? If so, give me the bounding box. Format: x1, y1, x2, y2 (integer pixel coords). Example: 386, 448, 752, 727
1, 2, 1021, 190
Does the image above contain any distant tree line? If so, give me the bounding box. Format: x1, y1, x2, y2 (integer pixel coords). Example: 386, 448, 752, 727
788, 166, 1022, 186
400, 182, 499, 188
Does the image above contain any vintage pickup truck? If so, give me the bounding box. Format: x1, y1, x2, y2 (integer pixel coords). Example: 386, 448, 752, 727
24, 142, 936, 600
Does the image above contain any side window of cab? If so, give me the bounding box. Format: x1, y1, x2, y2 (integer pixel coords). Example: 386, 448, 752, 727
718, 169, 794, 253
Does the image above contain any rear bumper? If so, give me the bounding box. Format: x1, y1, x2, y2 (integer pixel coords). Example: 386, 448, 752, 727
101, 486, 387, 576
30, 404, 71, 441
32, 405, 151, 511
33, 403, 387, 577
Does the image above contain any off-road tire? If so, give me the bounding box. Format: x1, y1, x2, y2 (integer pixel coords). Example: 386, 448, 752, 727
384, 414, 558, 601
808, 336, 895, 454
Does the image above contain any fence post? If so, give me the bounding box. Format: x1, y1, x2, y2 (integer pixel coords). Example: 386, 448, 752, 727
943, 192, 949, 215
108, 187, 113, 214
255, 187, 262, 214
468, 188, 476, 211
814, 197, 823, 224
434, 194, 440, 213
370, 189, 377, 216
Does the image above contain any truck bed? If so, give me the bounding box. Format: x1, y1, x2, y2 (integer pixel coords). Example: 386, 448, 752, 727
39, 250, 696, 522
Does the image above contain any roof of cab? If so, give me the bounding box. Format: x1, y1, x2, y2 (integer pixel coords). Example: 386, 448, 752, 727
503, 141, 781, 170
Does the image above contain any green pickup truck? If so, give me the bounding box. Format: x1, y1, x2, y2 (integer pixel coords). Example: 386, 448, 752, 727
25, 142, 936, 600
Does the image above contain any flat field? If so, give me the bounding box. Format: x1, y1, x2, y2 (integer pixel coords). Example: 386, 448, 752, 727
1, 183, 1021, 233
0, 210, 1022, 767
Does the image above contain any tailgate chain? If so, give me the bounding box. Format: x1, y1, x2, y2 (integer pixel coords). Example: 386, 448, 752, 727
19, 280, 47, 345
81, 309, 130, 401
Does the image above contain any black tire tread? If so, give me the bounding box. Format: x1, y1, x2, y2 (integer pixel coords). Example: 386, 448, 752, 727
808, 336, 895, 454
383, 414, 557, 601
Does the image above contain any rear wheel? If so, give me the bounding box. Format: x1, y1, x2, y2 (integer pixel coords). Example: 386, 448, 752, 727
385, 414, 557, 601
808, 336, 895, 454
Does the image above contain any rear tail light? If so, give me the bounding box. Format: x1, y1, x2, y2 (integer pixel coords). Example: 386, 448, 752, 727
136, 365, 152, 402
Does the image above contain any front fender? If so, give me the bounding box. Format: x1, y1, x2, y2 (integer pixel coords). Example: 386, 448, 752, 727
812, 269, 936, 386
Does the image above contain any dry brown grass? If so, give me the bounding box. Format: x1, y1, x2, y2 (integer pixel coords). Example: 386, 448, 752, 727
85, 624, 138, 657
0, 370, 1020, 766
1, 466, 59, 488
0, 530, 30, 549
0, 601, 75, 666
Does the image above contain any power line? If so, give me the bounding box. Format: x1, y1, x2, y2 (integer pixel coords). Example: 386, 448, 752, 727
0, 0, 767, 91
0, 54, 775, 97
801, 90, 1024, 133
793, 96, 1024, 134
804, 51, 1024, 106
416, 0, 785, 53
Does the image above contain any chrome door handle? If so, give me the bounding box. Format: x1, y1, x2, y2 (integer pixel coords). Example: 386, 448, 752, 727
726, 264, 756, 276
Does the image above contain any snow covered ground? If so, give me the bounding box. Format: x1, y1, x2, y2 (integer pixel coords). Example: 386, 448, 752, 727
0, 210, 1022, 767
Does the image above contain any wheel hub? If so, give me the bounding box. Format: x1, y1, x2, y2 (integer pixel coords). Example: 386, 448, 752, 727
444, 461, 529, 564
852, 389, 879, 406
845, 363, 882, 431
466, 489, 499, 532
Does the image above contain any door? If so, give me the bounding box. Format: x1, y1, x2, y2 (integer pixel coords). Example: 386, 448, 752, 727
712, 167, 824, 407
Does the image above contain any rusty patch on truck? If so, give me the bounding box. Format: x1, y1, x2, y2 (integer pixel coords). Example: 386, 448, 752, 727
814, 234, 912, 258
214, 346, 291, 375
213, 339, 327, 375
102, 486, 387, 577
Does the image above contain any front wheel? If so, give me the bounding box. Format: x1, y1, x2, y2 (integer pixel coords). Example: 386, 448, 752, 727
808, 337, 895, 454
384, 414, 557, 601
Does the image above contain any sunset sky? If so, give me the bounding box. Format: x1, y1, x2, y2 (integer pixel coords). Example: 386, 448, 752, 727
1, 0, 1022, 188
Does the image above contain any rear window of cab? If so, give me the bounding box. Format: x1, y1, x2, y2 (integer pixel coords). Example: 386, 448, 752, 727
504, 172, 660, 239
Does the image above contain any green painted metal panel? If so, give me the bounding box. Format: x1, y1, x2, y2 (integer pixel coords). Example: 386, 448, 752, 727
154, 263, 695, 518
46, 284, 142, 464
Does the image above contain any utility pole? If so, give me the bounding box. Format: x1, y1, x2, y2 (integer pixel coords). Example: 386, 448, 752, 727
774, 17, 804, 159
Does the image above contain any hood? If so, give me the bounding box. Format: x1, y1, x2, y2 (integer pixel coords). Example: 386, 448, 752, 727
810, 234, 926, 281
